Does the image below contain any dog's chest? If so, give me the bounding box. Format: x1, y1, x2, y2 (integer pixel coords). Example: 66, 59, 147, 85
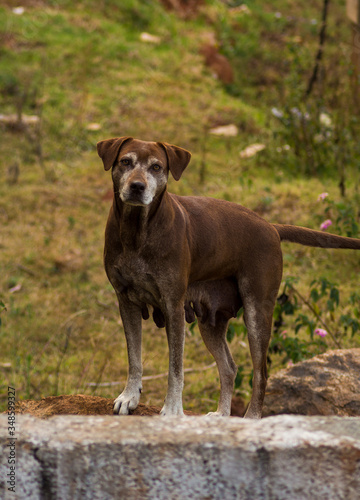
112, 252, 161, 307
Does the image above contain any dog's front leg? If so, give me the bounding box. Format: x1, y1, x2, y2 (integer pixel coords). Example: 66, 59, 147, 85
161, 304, 186, 416
113, 296, 143, 415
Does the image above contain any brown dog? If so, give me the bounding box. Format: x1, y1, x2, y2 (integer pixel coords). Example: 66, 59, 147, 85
97, 137, 360, 418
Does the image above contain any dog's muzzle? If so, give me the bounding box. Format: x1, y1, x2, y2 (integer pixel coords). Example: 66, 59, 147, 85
120, 180, 152, 206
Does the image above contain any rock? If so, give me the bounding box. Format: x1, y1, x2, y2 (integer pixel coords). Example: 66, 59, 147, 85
239, 143, 266, 158
263, 349, 360, 417
12, 7, 25, 15
86, 122, 101, 131
140, 32, 161, 44
209, 124, 238, 136
1, 414, 360, 499
0, 113, 39, 125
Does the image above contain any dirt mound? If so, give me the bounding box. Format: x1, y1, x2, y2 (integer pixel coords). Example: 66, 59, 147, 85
14, 394, 198, 418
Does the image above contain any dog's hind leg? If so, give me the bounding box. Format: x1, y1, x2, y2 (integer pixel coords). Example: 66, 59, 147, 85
198, 317, 237, 417
242, 293, 276, 419
240, 238, 283, 419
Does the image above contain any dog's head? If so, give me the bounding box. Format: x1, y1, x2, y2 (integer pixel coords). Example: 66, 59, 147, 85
97, 137, 191, 207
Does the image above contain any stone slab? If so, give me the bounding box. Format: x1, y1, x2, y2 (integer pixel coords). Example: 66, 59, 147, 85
1, 415, 360, 499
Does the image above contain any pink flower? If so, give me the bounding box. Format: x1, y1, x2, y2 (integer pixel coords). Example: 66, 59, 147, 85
315, 328, 328, 337
317, 192, 329, 201
287, 360, 294, 367
320, 219, 332, 231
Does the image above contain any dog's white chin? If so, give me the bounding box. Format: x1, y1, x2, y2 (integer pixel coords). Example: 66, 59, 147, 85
120, 193, 153, 207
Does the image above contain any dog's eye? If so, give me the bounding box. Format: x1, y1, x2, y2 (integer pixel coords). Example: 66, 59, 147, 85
152, 164, 161, 172
121, 158, 131, 166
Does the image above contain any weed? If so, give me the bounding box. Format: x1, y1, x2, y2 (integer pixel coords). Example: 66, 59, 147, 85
315, 192, 360, 237
226, 275, 360, 391
0, 300, 6, 328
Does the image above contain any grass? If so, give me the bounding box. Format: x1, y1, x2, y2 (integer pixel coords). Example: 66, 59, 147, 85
0, 0, 359, 413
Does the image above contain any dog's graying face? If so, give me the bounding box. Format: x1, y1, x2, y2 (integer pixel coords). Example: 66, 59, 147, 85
97, 137, 191, 207
115, 146, 168, 206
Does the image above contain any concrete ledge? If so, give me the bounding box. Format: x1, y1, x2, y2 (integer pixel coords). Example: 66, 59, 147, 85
1, 415, 360, 499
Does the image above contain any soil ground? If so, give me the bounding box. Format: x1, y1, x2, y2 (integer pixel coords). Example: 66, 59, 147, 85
13, 394, 246, 418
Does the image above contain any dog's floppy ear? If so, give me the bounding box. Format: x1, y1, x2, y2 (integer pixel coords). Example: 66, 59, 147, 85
158, 142, 191, 181
97, 137, 133, 171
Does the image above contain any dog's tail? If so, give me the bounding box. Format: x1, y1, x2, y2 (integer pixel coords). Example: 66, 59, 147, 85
273, 224, 360, 249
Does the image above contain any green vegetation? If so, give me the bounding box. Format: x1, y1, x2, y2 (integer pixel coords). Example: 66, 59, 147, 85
0, 0, 359, 413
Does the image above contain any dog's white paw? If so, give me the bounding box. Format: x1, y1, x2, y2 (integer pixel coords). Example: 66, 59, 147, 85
113, 389, 141, 415
160, 399, 184, 417
206, 411, 227, 417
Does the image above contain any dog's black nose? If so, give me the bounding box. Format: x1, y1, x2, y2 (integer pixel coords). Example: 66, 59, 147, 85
130, 181, 146, 193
